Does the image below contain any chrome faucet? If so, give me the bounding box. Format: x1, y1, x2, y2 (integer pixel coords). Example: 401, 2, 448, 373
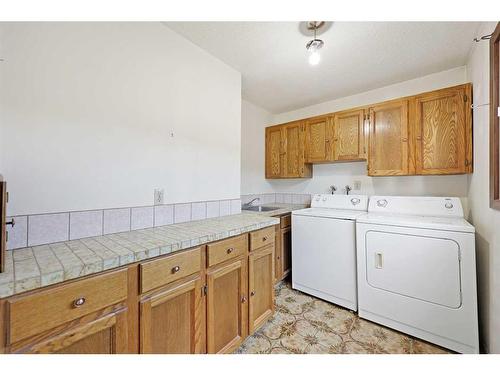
243, 197, 260, 208
330, 185, 337, 194
345, 185, 352, 195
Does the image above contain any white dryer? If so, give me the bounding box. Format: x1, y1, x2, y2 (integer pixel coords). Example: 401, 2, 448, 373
356, 196, 479, 354
292, 194, 368, 311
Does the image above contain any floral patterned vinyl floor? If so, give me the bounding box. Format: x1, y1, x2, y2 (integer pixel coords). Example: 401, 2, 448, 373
236, 281, 451, 354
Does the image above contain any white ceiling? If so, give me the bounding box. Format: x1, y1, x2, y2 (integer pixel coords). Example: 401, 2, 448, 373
166, 22, 481, 113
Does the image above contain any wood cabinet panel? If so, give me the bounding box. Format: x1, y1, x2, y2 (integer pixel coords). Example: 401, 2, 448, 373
140, 274, 204, 354
206, 257, 248, 354
0, 181, 6, 273
8, 269, 128, 344
249, 227, 275, 251
368, 100, 410, 176
414, 85, 471, 175
249, 246, 274, 334
11, 307, 128, 354
333, 109, 366, 161
283, 121, 304, 177
281, 227, 292, 278
265, 126, 283, 178
207, 234, 248, 267
305, 116, 332, 162
140, 247, 201, 294
280, 214, 291, 229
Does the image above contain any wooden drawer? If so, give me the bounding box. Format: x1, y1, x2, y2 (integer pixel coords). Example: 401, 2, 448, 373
250, 227, 275, 251
280, 215, 291, 229
8, 269, 128, 344
140, 247, 201, 294
206, 234, 248, 268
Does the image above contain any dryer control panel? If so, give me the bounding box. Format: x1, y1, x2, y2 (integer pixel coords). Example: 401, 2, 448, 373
368, 196, 464, 218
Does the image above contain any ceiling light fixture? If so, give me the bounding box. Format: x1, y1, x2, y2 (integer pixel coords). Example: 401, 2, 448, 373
306, 21, 325, 66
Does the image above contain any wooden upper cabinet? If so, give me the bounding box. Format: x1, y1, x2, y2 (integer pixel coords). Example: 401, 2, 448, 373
206, 257, 248, 354
140, 274, 205, 354
333, 109, 366, 161
368, 99, 410, 176
264, 83, 473, 178
283, 121, 311, 178
414, 84, 472, 175
265, 121, 311, 179
305, 116, 333, 162
265, 125, 283, 178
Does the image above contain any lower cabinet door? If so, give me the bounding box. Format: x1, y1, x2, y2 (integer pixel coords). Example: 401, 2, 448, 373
281, 227, 292, 278
12, 307, 128, 354
249, 246, 275, 334
140, 275, 205, 354
206, 257, 248, 354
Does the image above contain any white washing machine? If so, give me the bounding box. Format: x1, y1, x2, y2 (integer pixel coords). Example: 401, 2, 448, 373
356, 196, 479, 354
292, 194, 368, 311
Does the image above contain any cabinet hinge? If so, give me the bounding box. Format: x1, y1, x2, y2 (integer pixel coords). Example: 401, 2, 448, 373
203, 284, 208, 296
5, 231, 8, 242
5, 191, 8, 203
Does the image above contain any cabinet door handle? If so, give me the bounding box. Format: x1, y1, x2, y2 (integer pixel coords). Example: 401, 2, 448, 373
401, 138, 408, 142
227, 247, 234, 254
262, 236, 268, 242
171, 266, 180, 274
250, 291, 255, 297
241, 295, 247, 303
73, 297, 86, 308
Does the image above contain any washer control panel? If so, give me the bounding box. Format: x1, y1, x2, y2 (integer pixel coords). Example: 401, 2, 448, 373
311, 194, 368, 211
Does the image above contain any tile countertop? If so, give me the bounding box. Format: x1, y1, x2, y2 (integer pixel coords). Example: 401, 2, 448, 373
242, 203, 309, 217
0, 213, 279, 298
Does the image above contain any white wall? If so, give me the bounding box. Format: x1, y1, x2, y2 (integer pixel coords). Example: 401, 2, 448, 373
466, 21, 500, 354
241, 100, 273, 194
0, 22, 241, 216
241, 67, 470, 200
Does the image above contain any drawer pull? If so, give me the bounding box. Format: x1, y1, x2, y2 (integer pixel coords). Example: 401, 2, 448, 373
73, 297, 86, 308
227, 247, 234, 254
171, 266, 181, 274
262, 236, 268, 241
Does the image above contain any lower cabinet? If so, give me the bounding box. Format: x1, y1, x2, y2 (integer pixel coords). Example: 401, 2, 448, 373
248, 246, 275, 334
206, 256, 248, 354
0, 228, 277, 354
139, 274, 205, 354
275, 215, 291, 282
13, 307, 128, 354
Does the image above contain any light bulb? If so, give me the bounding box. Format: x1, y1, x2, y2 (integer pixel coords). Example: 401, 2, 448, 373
308, 51, 320, 65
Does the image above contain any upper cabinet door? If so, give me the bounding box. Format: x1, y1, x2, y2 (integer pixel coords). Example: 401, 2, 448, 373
414, 84, 471, 175
305, 116, 332, 163
368, 100, 410, 176
333, 109, 366, 161
265, 126, 283, 178
283, 121, 308, 177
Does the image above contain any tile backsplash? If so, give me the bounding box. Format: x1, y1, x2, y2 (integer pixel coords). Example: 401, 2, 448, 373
6, 198, 242, 250
241, 193, 311, 206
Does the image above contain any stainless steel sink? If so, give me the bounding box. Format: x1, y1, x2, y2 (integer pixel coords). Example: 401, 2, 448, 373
243, 206, 279, 212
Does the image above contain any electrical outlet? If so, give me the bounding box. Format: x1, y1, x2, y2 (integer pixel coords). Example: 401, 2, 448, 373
154, 189, 164, 205
353, 181, 362, 190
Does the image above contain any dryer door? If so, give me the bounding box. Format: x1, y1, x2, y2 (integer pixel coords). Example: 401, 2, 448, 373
365, 231, 461, 308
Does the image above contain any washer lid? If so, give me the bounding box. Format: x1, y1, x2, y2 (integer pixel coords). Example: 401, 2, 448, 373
356, 213, 475, 233
292, 207, 367, 220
